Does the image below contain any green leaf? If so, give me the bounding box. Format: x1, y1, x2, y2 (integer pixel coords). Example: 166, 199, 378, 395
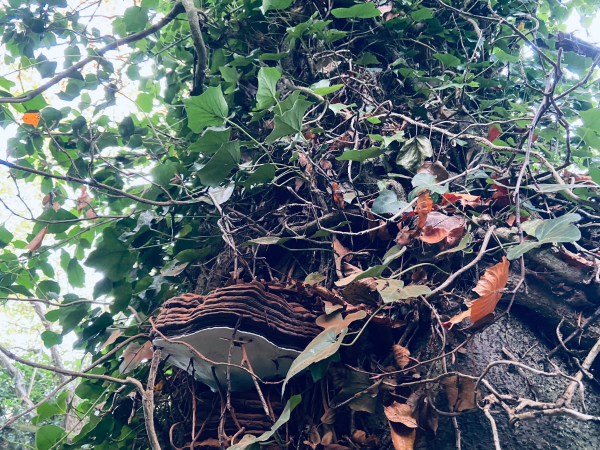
220, 66, 240, 84
310, 80, 343, 96
396, 135, 433, 171
371, 190, 412, 215
433, 53, 462, 67
356, 52, 380, 65
0, 224, 13, 248
260, 0, 294, 14
36, 425, 66, 450
241, 163, 276, 188
198, 140, 241, 187
265, 99, 311, 144
189, 127, 231, 154
493, 48, 520, 63
332, 3, 382, 19
589, 166, 600, 185
336, 147, 387, 162
184, 87, 229, 133
67, 258, 85, 288
580, 108, 600, 134
354, 245, 406, 281
123, 6, 148, 33
408, 173, 448, 199
411, 7, 434, 20
85, 228, 139, 282
111, 282, 132, 314
227, 396, 302, 450
136, 93, 154, 113
41, 330, 63, 348
507, 214, 582, 260
283, 328, 347, 394
256, 67, 281, 109
329, 103, 356, 114
438, 233, 472, 255
377, 280, 431, 303
175, 247, 211, 263
33, 402, 64, 425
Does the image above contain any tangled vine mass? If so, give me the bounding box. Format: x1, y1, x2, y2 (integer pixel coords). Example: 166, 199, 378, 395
1, 0, 600, 449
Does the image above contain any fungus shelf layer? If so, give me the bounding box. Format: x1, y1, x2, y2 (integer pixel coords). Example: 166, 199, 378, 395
152, 281, 320, 391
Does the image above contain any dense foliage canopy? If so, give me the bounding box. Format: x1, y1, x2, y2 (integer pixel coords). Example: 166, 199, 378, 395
1, 0, 600, 448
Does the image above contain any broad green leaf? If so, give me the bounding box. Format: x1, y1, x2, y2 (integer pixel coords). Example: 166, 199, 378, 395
354, 246, 406, 281
256, 67, 281, 109
41, 330, 63, 348
493, 48, 520, 63
0, 224, 13, 248
371, 190, 412, 215
33, 402, 64, 425
36, 425, 66, 450
175, 247, 212, 263
136, 93, 154, 113
241, 163, 276, 188
526, 183, 593, 192
67, 258, 85, 288
219, 66, 240, 84
377, 280, 431, 303
310, 80, 343, 96
433, 53, 462, 67
227, 396, 302, 450
332, 3, 382, 19
507, 214, 581, 260
336, 147, 387, 162
329, 102, 356, 114
265, 99, 311, 144
396, 135, 433, 171
198, 140, 241, 187
580, 108, 600, 134
283, 328, 347, 393
589, 166, 600, 185
356, 52, 380, 65
438, 233, 473, 255
85, 228, 139, 282
123, 6, 148, 33
111, 282, 132, 314
411, 7, 434, 20
189, 127, 231, 154
184, 87, 229, 133
260, 0, 293, 14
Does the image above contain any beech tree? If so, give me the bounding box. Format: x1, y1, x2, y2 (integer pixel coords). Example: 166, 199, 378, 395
1, 0, 600, 449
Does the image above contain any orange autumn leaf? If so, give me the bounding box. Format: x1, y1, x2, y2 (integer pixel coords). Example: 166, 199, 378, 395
24, 226, 48, 252
416, 193, 432, 229
470, 256, 510, 323
442, 309, 471, 330
331, 182, 345, 209
487, 125, 500, 142
421, 212, 465, 245
441, 193, 481, 208
23, 112, 41, 127
86, 208, 98, 222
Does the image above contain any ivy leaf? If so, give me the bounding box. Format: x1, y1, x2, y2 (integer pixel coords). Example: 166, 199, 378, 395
0, 224, 14, 248
507, 214, 582, 260
175, 247, 211, 263
411, 7, 433, 20
310, 80, 343, 96
85, 228, 139, 282
198, 140, 241, 187
336, 147, 387, 162
332, 3, 382, 18
123, 6, 148, 33
265, 99, 311, 144
396, 135, 433, 171
184, 87, 229, 133
433, 53, 462, 67
372, 190, 412, 215
36, 425, 66, 450
260, 0, 294, 14
256, 67, 281, 109
241, 163, 276, 188
408, 173, 448, 200
189, 127, 231, 154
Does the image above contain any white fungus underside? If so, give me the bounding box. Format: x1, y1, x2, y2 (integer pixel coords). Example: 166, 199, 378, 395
153, 327, 300, 391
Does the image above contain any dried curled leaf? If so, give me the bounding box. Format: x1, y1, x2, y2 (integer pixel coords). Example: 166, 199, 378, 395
470, 256, 510, 323
416, 193, 432, 229
76, 186, 92, 213
443, 257, 510, 328
487, 125, 500, 142
24, 226, 48, 252
421, 212, 465, 245
331, 182, 345, 209
119, 340, 153, 374
392, 344, 410, 369
440, 374, 479, 411
441, 193, 481, 208
384, 402, 418, 428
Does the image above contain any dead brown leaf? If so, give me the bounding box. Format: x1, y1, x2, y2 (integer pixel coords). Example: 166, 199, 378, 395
417, 161, 449, 182
331, 182, 345, 209
389, 422, 416, 450
316, 310, 367, 334
392, 345, 410, 369
101, 329, 122, 349
119, 340, 153, 374
52, 201, 61, 212
470, 256, 510, 323
441, 193, 481, 208
421, 212, 466, 244
384, 402, 418, 428
416, 193, 432, 229
76, 185, 92, 213
24, 227, 48, 252
440, 374, 479, 411
86, 207, 98, 222
341, 278, 379, 305
352, 430, 380, 448
333, 237, 352, 278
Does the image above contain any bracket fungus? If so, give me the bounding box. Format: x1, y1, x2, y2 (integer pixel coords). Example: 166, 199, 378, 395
152, 281, 321, 391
